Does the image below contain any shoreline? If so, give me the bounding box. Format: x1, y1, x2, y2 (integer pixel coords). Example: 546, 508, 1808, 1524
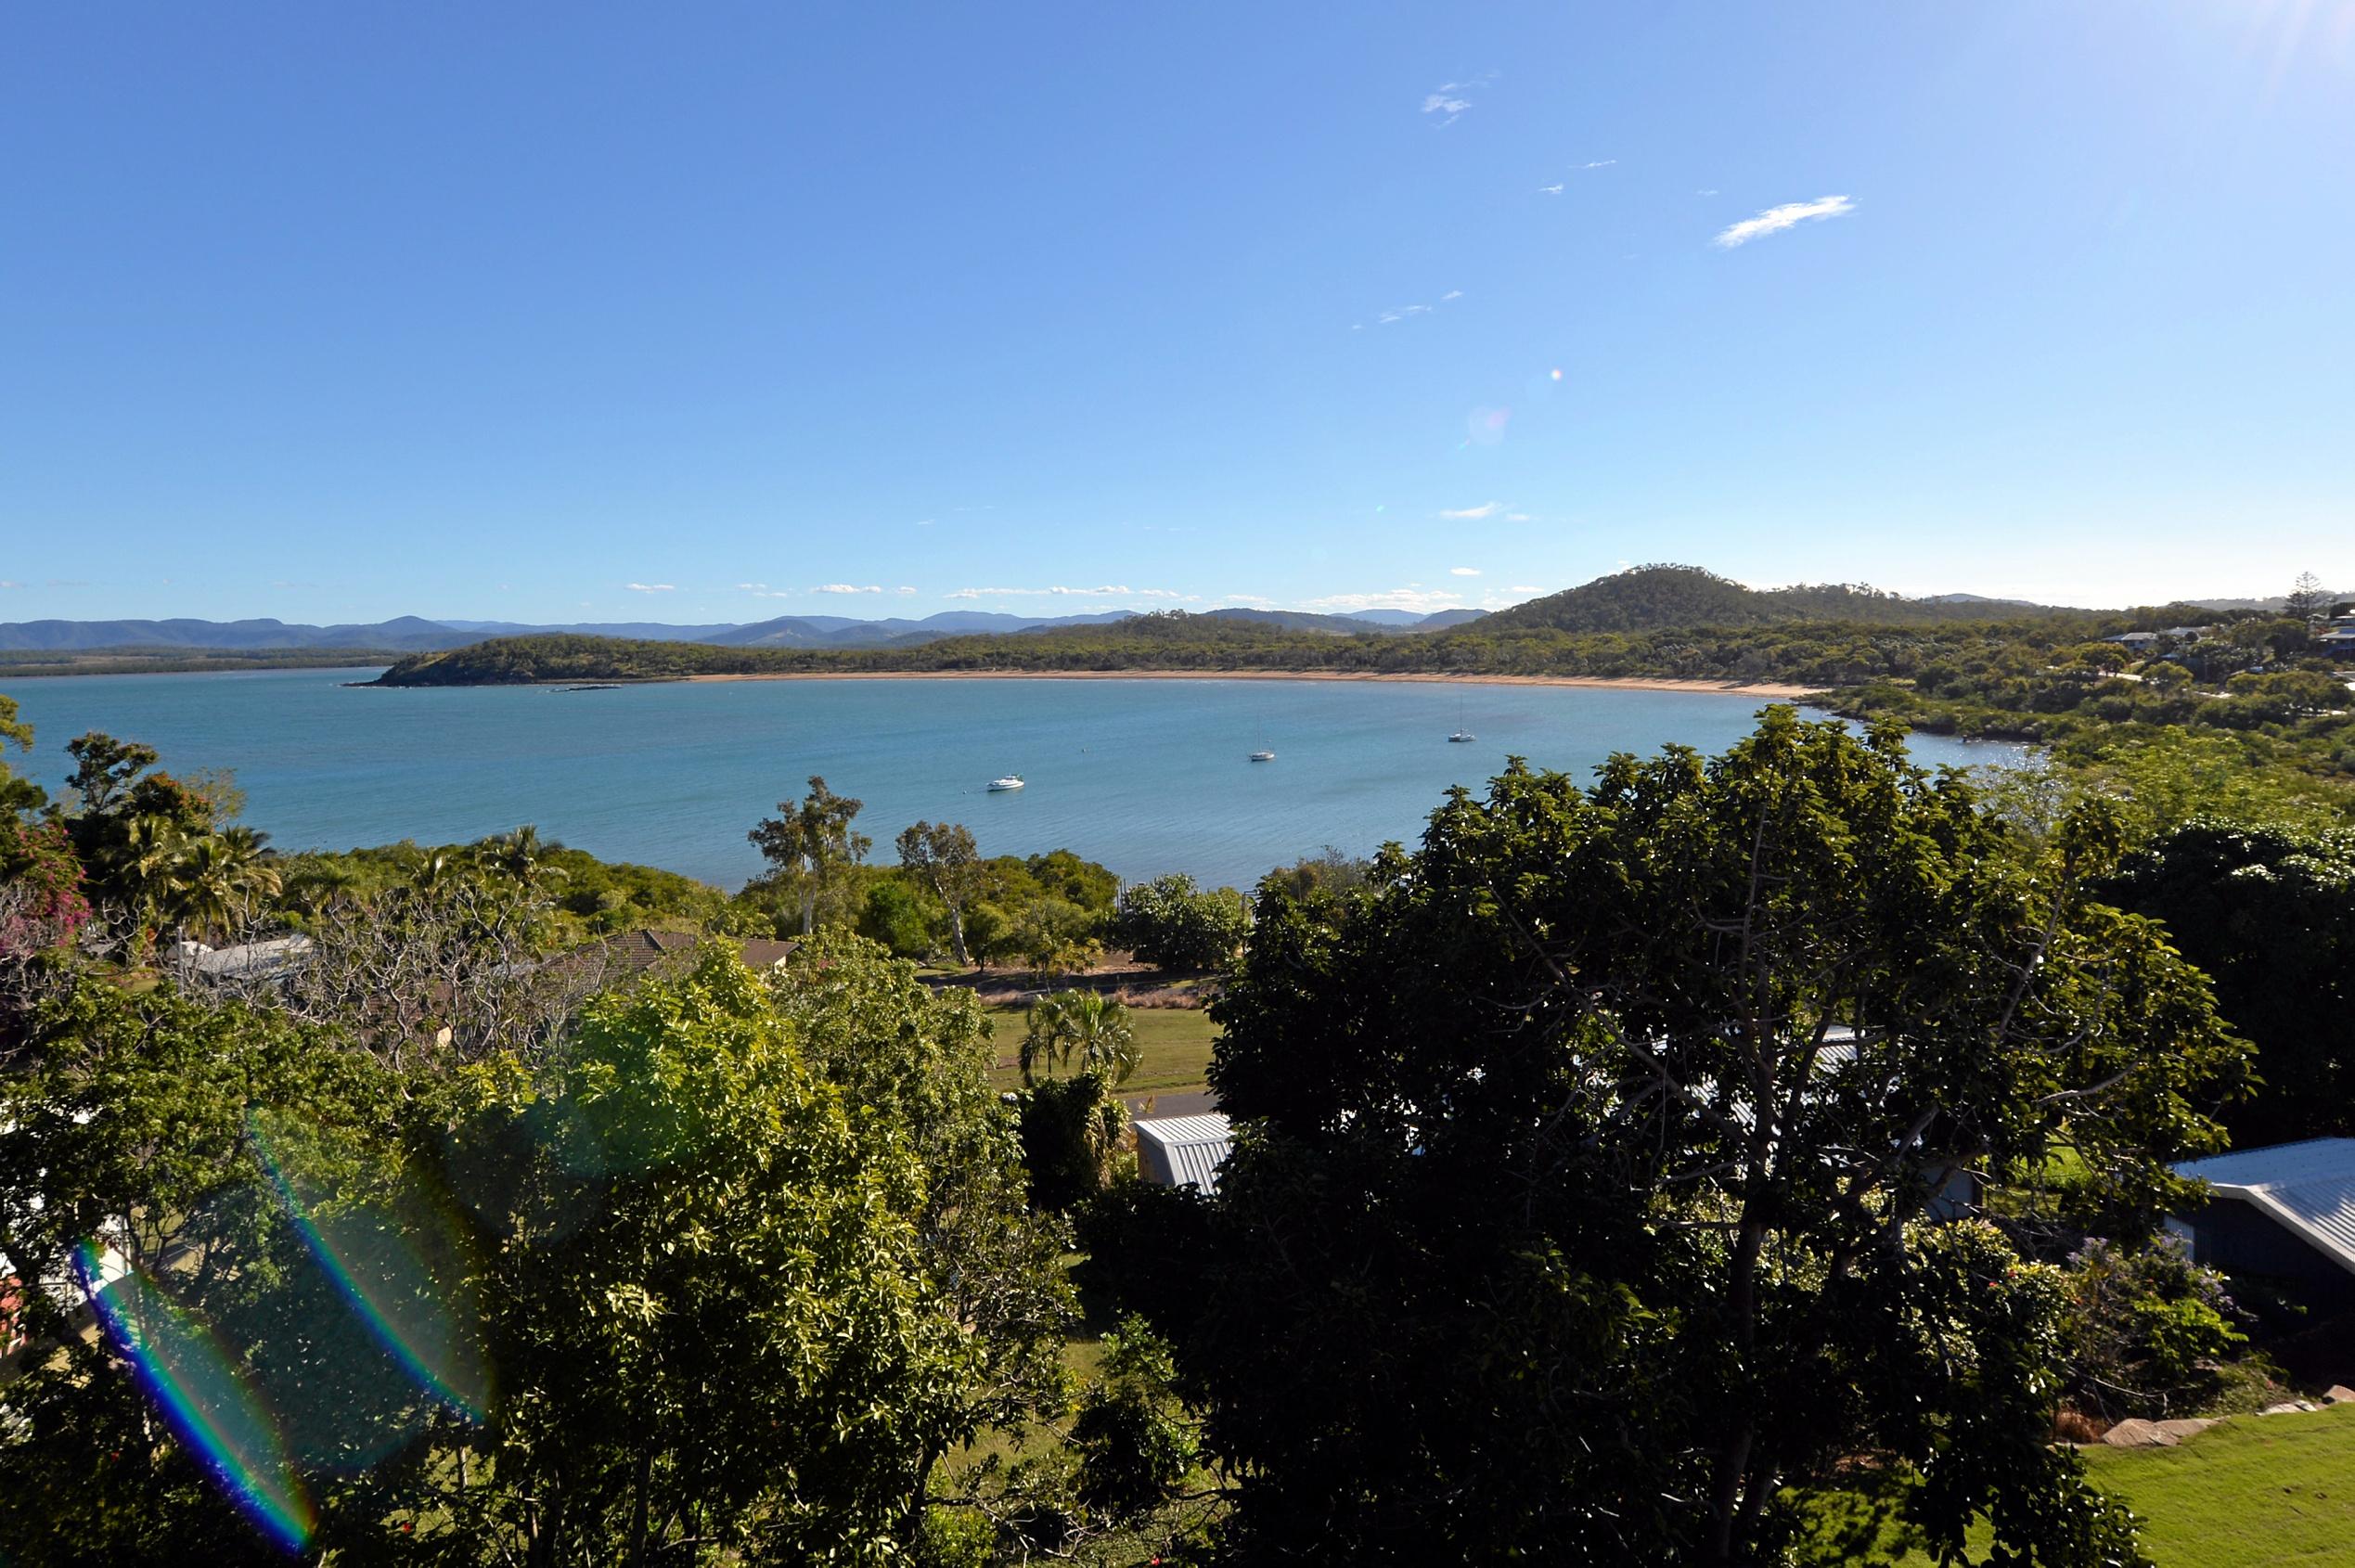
676, 669, 1820, 700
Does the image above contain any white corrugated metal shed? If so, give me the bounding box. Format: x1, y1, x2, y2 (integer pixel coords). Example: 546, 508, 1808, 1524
2176, 1138, 2355, 1277
1136, 1113, 1233, 1195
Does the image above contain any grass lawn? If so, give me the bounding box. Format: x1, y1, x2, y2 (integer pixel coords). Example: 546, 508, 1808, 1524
983, 1002, 1218, 1097
2081, 1405, 2355, 1566
1880, 1406, 2355, 1566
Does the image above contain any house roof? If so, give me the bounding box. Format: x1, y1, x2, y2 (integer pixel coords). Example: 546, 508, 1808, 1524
543, 929, 797, 986
2177, 1138, 2355, 1277
173, 935, 314, 980
601, 928, 797, 972
1136, 1112, 1234, 1194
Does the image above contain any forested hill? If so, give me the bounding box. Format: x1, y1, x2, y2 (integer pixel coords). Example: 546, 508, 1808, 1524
372, 565, 2126, 693
1480, 564, 2075, 634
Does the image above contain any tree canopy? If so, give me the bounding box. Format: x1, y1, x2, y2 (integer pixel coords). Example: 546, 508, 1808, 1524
1156, 711, 2245, 1566
749, 776, 872, 934
2104, 816, 2355, 1146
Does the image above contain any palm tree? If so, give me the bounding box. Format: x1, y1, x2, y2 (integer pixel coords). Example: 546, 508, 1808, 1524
117, 813, 193, 945
482, 825, 565, 889
1018, 989, 1141, 1088
215, 827, 282, 924
160, 829, 281, 944
409, 848, 465, 893
284, 860, 364, 919
165, 835, 241, 944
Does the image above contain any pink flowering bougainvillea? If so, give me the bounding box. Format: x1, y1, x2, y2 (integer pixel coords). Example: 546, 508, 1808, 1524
0, 820, 90, 959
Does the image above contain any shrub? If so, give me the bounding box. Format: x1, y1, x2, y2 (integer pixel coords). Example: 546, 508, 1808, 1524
1019, 1073, 1127, 1212
1072, 1317, 1199, 1521
1113, 874, 1247, 971
2062, 1234, 2246, 1420
0, 821, 89, 960
857, 878, 938, 958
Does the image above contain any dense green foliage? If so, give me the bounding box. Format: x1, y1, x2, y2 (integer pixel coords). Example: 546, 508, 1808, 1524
2103, 817, 2355, 1145
1070, 1317, 1200, 1523
1150, 712, 2246, 1566
1018, 1073, 1129, 1215
1112, 874, 1249, 971
279, 831, 729, 938
0, 982, 404, 1561
0, 938, 1074, 1562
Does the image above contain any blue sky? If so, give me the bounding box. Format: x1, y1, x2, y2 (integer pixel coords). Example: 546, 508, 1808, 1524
4, 1, 2350, 623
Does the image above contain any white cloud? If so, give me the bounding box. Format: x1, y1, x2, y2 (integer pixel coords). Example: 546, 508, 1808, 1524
1421, 73, 1495, 126
0, 580, 19, 589
1504, 511, 1533, 522
1510, 585, 1542, 593
895, 585, 919, 596
1440, 289, 1463, 301
1422, 92, 1471, 125
915, 518, 935, 526
1439, 502, 1503, 521
1449, 567, 1482, 576
815, 584, 883, 594
1538, 183, 1564, 196
625, 583, 676, 593
945, 584, 1192, 601
1714, 194, 1854, 248
736, 582, 768, 591
1696, 187, 1719, 196
1577, 159, 1616, 170
1297, 586, 1502, 615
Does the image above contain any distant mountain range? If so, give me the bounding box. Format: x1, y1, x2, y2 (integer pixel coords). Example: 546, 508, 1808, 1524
3, 572, 2331, 659
0, 605, 1486, 654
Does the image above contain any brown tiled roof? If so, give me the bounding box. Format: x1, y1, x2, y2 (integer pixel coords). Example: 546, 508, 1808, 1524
548, 930, 798, 985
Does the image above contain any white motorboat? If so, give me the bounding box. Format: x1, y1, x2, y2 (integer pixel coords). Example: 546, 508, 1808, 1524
1249, 750, 1277, 762
987, 775, 1025, 791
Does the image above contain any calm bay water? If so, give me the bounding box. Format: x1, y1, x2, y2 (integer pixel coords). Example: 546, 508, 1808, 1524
5, 670, 2019, 889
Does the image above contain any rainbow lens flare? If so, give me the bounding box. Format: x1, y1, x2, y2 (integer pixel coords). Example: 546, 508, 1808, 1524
251, 1117, 491, 1420
74, 1240, 316, 1552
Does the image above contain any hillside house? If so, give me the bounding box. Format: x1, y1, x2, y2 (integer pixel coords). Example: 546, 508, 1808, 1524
1136, 1113, 1234, 1195
2170, 1139, 2355, 1305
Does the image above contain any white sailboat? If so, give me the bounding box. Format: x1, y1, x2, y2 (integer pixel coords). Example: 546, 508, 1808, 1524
1448, 691, 1475, 743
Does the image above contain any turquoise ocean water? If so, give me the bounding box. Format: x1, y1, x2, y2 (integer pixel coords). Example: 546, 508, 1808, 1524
4, 669, 2019, 890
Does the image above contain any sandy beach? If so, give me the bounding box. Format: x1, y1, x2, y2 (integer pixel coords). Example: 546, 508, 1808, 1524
680, 668, 1818, 700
